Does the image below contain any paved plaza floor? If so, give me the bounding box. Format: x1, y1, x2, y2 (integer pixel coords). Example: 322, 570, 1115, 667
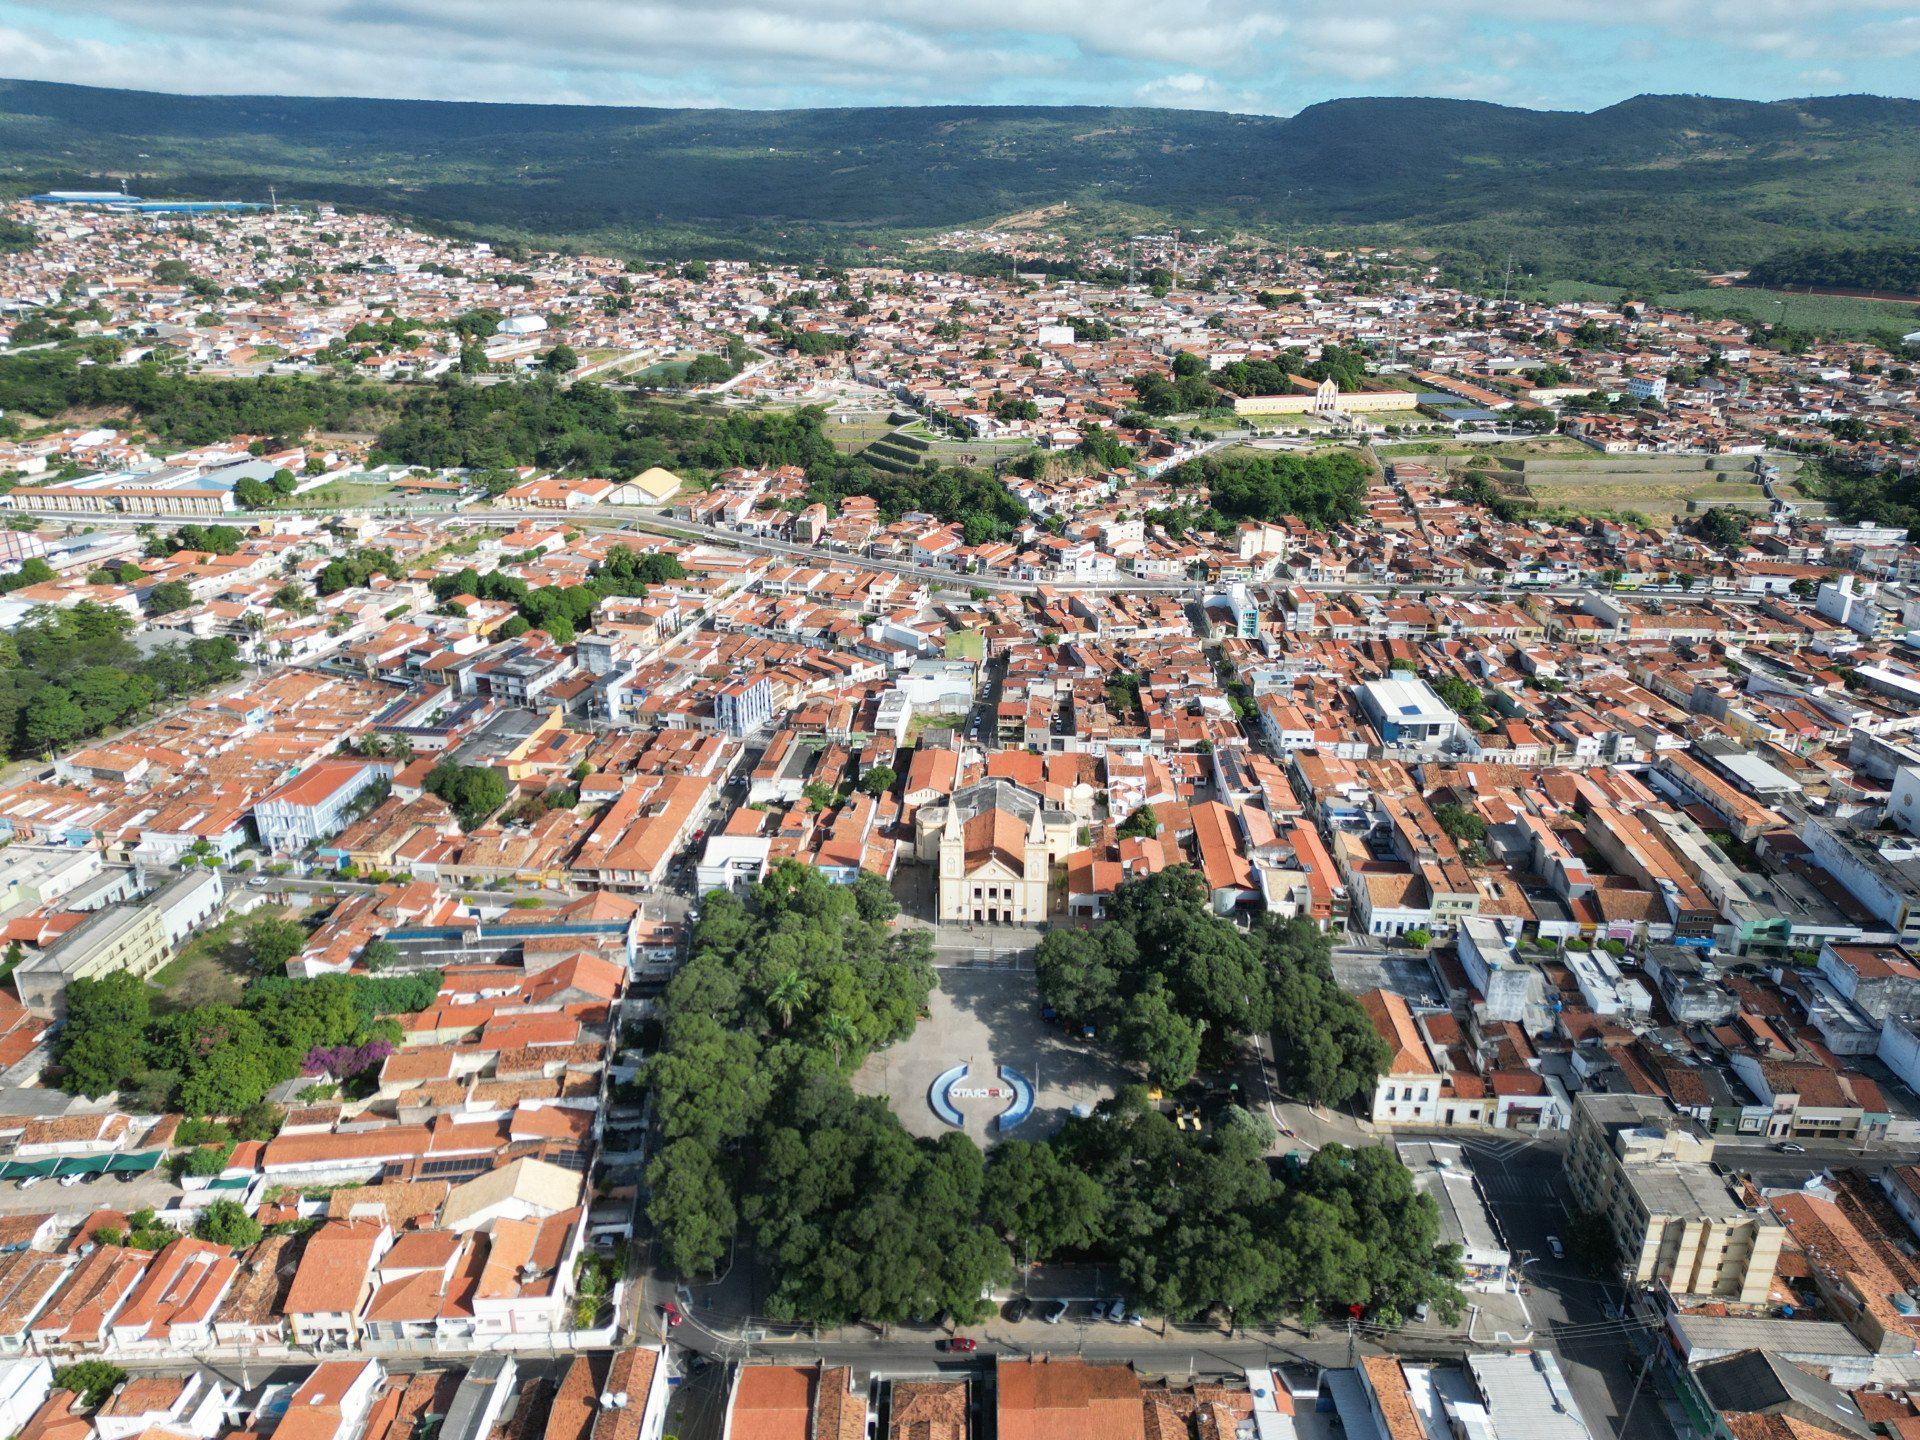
854, 964, 1132, 1142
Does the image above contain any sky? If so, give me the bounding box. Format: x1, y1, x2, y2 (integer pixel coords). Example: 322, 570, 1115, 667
1, 0, 1919, 114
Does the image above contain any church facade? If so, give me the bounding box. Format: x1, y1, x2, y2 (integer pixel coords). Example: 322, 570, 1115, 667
917, 778, 1076, 925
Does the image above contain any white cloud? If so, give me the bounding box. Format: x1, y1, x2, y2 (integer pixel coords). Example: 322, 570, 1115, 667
0, 0, 1916, 112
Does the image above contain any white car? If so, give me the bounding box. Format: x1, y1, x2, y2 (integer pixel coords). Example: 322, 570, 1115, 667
58, 1173, 85, 1187
1546, 1235, 1566, 1260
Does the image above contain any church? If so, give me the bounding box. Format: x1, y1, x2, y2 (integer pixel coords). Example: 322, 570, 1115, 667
916, 779, 1076, 926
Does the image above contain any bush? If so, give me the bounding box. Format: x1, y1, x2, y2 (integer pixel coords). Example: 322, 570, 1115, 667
55, 1361, 126, 1406
175, 1118, 233, 1147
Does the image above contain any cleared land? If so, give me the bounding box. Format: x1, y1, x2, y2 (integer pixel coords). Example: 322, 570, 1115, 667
1526, 279, 1920, 340
1523, 478, 1764, 514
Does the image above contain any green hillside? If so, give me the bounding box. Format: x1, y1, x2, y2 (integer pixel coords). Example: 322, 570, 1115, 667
3, 80, 1919, 287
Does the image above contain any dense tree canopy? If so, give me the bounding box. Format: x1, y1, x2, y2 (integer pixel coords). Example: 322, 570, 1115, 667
55, 970, 439, 1111
1167, 450, 1370, 530
1037, 870, 1387, 1104
0, 601, 241, 760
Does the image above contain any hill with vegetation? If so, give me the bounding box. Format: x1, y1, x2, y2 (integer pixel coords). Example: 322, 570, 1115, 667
1746, 244, 1920, 297
4, 80, 1920, 287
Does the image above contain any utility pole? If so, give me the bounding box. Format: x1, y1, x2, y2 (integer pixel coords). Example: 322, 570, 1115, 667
1617, 1337, 1660, 1438
1346, 1316, 1357, 1368
1500, 254, 1514, 307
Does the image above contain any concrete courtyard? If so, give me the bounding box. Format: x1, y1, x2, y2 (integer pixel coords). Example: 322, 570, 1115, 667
854, 964, 1132, 1143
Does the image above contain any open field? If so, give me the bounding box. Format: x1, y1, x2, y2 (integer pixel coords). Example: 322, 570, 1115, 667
1377, 437, 1598, 463
824, 416, 899, 454
1522, 478, 1764, 514
1525, 279, 1920, 340
275, 479, 412, 509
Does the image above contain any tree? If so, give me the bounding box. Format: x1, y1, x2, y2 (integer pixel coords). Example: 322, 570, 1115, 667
24, 690, 87, 753
646, 1139, 736, 1276
145, 580, 194, 616
194, 1197, 263, 1248
245, 915, 309, 973
1433, 804, 1487, 844
362, 939, 400, 973
543, 343, 579, 374
55, 971, 151, 1097
270, 468, 299, 496
982, 1140, 1107, 1259
1121, 983, 1204, 1086
233, 477, 274, 510
55, 1362, 127, 1407
859, 764, 895, 797
424, 762, 508, 830
1116, 803, 1158, 840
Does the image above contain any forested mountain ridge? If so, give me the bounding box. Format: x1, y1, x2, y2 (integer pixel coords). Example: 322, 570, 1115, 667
3, 78, 1919, 287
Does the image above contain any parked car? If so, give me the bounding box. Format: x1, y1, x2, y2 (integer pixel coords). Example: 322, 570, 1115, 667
1775, 1141, 1807, 1154
58, 1173, 85, 1188
1041, 1299, 1069, 1324
938, 1337, 978, 1353
16, 1175, 42, 1191
1545, 1235, 1566, 1260
1003, 1296, 1030, 1322
1102, 1298, 1128, 1324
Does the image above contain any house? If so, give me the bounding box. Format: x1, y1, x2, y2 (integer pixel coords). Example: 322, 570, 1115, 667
1361, 990, 1444, 1127
441, 1157, 583, 1232
106, 1238, 240, 1352
93, 1373, 232, 1440
282, 1221, 392, 1347
273, 1362, 384, 1440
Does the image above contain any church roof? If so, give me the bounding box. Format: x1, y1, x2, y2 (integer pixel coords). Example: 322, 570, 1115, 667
963, 810, 1030, 874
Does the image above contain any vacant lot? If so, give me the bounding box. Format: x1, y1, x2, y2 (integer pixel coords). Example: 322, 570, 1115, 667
1524, 477, 1763, 514
825, 416, 898, 454
852, 965, 1130, 1144
150, 900, 291, 1008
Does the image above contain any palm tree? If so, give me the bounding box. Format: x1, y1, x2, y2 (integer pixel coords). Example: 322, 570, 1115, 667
820, 1011, 858, 1069
389, 735, 414, 766
764, 967, 812, 1032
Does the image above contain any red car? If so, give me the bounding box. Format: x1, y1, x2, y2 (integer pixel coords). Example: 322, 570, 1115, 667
938, 1337, 978, 1353
660, 1301, 683, 1328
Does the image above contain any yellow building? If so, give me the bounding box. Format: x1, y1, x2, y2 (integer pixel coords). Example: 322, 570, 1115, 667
1232, 377, 1422, 417
13, 900, 170, 1015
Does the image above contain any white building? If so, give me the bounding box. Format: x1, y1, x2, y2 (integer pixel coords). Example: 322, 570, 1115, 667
1398, 1142, 1511, 1290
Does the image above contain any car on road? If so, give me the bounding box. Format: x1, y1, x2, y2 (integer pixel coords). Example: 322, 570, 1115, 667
1041, 1299, 1069, 1324
1545, 1235, 1566, 1260
1003, 1297, 1030, 1322
938, 1337, 977, 1353
1775, 1141, 1807, 1154
659, 1301, 683, 1328
247, 876, 269, 889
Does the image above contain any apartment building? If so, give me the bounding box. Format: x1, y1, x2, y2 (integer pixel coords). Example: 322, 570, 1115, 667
1565, 1094, 1783, 1304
